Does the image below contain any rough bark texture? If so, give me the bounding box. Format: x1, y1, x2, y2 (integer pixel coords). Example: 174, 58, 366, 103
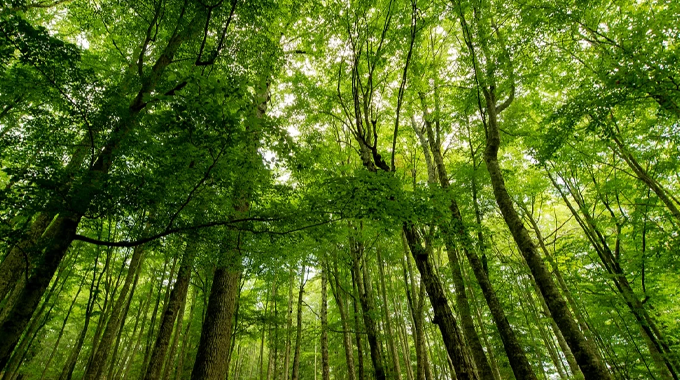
0, 212, 53, 307
190, 264, 241, 380
403, 224, 479, 380
418, 93, 535, 380
0, 215, 80, 369
482, 89, 612, 380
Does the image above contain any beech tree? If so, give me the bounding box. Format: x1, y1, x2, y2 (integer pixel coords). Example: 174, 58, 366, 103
1, 0, 679, 379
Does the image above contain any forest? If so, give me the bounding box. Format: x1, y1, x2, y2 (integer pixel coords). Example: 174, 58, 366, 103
0, 0, 678, 379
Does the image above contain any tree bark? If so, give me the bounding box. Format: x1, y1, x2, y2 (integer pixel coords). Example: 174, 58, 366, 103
320, 263, 330, 380
481, 87, 611, 380
83, 242, 147, 380
377, 249, 402, 380
291, 265, 306, 380
350, 234, 386, 380
329, 258, 357, 380
284, 265, 294, 379
190, 259, 241, 380
403, 224, 479, 380
143, 244, 194, 380
418, 91, 535, 380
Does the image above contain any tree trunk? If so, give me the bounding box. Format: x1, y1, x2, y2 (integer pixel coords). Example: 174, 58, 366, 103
284, 265, 294, 379
329, 258, 357, 380
402, 224, 479, 380
352, 279, 366, 380
190, 259, 241, 380
59, 250, 104, 380
418, 92, 535, 380
350, 235, 386, 380
320, 263, 330, 380
0, 216, 81, 369
481, 88, 611, 380
143, 245, 194, 380
0, 213, 53, 310
291, 265, 306, 380
174, 285, 197, 380
83, 242, 147, 380
377, 249, 402, 380
40, 271, 87, 380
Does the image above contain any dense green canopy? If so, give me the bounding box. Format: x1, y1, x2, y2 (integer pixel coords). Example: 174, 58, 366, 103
0, 0, 678, 379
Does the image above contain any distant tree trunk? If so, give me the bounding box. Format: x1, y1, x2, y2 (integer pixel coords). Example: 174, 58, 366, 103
259, 282, 272, 380
402, 247, 431, 380
190, 256, 241, 380
174, 286, 197, 380
284, 265, 295, 379
114, 276, 150, 380
548, 170, 680, 379
516, 201, 584, 380
389, 269, 414, 380
320, 264, 330, 380
144, 245, 194, 380
40, 271, 87, 380
110, 258, 144, 379
328, 259, 356, 380
162, 283, 187, 380
609, 132, 680, 222
267, 281, 279, 380
83, 241, 147, 380
402, 224, 479, 380
377, 248, 402, 380
417, 92, 535, 380
59, 250, 104, 380
350, 234, 386, 380
142, 256, 176, 376
352, 279, 366, 380
291, 265, 306, 380
122, 279, 157, 380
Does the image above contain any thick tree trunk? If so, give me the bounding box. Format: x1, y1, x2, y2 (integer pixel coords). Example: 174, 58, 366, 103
0, 215, 80, 369
482, 89, 611, 380
190, 261, 241, 380
403, 224, 479, 380
0, 213, 53, 308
